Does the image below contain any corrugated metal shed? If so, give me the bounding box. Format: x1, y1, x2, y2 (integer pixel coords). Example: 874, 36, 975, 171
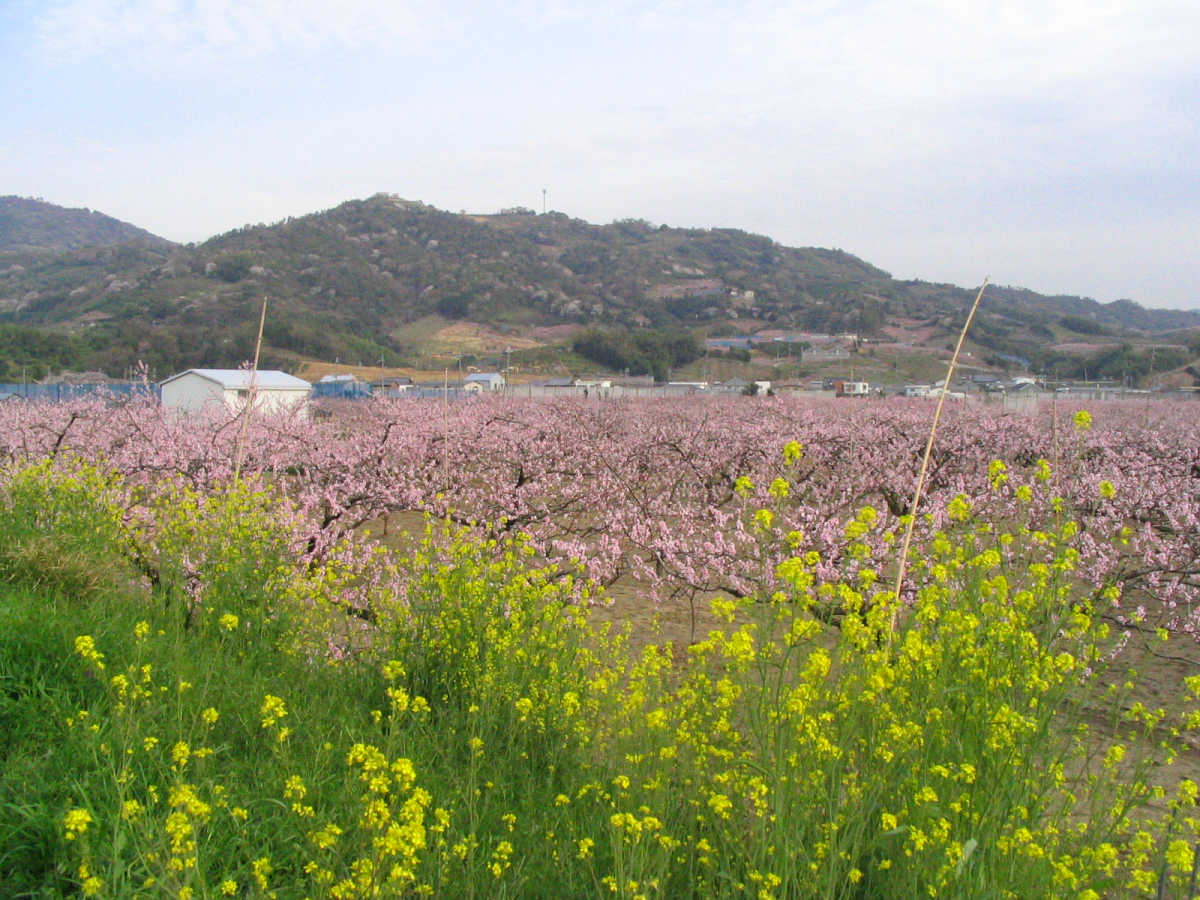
159, 369, 310, 391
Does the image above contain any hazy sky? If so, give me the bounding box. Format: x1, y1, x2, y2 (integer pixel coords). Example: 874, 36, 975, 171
3, 0, 1198, 309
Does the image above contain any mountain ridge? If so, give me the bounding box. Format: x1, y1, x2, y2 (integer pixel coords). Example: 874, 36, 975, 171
0, 196, 173, 254
1, 193, 1197, 381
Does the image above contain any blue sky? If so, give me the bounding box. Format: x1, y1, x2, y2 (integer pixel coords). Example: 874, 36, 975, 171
3, 0, 1198, 309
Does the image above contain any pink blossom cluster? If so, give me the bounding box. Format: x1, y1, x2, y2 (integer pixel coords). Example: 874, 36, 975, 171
2, 394, 1197, 633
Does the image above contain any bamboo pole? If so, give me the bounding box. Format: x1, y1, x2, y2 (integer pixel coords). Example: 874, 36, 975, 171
442, 367, 450, 489
889, 278, 988, 634
233, 298, 268, 482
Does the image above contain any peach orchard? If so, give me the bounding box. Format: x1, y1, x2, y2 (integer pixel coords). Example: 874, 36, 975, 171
4, 393, 1197, 640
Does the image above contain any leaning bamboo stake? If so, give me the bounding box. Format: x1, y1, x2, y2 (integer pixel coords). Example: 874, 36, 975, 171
889, 278, 989, 634
233, 298, 268, 482
1050, 388, 1060, 476
442, 367, 450, 489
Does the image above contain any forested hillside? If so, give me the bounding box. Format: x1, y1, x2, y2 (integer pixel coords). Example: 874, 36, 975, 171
1, 193, 1196, 379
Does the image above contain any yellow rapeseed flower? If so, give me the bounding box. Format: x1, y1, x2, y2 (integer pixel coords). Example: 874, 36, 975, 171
260, 694, 287, 729
382, 659, 406, 681
121, 799, 144, 822
171, 741, 191, 769
63, 807, 92, 839
708, 793, 733, 819
1167, 839, 1194, 872
252, 857, 273, 890
284, 775, 307, 801
947, 494, 972, 522
73, 635, 105, 670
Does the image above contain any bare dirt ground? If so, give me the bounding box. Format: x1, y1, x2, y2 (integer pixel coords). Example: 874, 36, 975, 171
1104, 618, 1200, 802
432, 321, 545, 353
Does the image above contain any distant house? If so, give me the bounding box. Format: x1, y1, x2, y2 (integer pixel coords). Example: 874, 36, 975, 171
464, 372, 505, 392
715, 379, 772, 396
715, 377, 770, 395
835, 380, 870, 397
374, 375, 413, 397
159, 369, 311, 415
928, 386, 967, 401
718, 377, 751, 393
575, 377, 612, 389
313, 373, 372, 399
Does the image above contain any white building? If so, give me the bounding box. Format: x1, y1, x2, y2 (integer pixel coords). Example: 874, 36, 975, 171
716, 378, 772, 395
464, 372, 505, 392
159, 369, 312, 415
574, 377, 612, 390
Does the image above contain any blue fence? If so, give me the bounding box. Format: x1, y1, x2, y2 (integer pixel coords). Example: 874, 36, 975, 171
311, 381, 374, 400
0, 383, 160, 402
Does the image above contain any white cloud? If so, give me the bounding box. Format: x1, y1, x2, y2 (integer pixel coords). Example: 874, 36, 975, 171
724, 0, 1200, 120
865, 213, 1200, 309
32, 0, 444, 65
